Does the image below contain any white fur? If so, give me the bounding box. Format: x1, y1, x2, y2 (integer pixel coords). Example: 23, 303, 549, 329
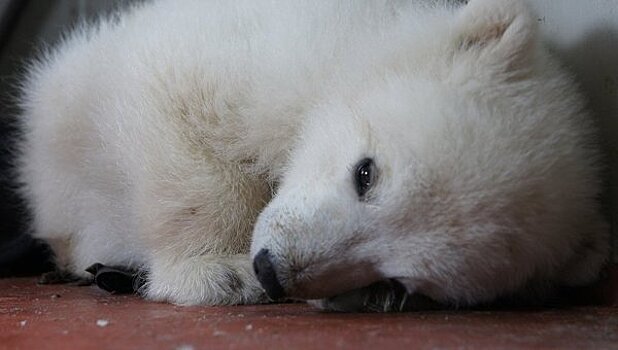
17, 0, 608, 309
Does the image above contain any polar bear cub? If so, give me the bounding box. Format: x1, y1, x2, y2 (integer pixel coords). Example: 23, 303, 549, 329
18, 0, 608, 310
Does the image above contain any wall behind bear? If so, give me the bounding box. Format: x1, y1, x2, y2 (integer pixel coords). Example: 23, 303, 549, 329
529, 0, 618, 262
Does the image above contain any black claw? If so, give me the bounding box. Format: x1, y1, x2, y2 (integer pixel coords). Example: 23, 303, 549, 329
84, 263, 104, 275
85, 263, 146, 294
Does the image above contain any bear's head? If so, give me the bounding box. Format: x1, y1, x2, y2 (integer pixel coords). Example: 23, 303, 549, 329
250, 0, 608, 309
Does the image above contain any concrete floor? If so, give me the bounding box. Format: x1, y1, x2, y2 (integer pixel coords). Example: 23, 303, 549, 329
1, 278, 617, 350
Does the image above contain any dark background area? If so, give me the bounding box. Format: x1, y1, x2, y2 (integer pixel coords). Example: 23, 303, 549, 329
0, 0, 51, 277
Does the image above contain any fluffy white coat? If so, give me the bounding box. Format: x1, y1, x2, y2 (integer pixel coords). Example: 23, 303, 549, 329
17, 0, 608, 309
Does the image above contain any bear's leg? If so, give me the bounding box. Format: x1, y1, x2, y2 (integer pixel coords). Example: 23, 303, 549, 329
134, 152, 271, 305
144, 253, 267, 305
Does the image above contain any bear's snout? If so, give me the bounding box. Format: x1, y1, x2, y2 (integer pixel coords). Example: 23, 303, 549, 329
253, 249, 286, 300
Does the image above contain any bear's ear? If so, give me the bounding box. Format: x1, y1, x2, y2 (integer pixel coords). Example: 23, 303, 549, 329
454, 0, 537, 77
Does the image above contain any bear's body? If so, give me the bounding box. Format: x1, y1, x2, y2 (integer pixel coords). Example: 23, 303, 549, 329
18, 0, 608, 310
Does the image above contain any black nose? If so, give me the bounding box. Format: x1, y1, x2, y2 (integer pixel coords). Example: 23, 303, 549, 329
253, 249, 286, 300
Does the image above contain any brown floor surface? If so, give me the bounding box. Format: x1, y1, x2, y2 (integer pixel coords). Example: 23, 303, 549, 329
1, 278, 617, 350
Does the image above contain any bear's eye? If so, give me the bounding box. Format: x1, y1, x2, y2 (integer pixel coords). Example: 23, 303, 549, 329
354, 158, 375, 199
